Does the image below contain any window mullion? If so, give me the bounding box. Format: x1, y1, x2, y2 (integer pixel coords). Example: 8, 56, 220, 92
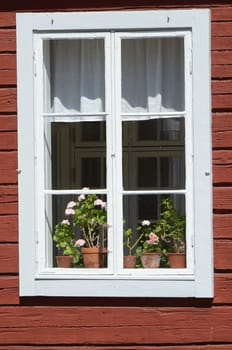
104, 33, 114, 273
113, 33, 124, 274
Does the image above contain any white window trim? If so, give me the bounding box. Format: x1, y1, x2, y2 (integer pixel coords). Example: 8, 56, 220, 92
16, 9, 213, 297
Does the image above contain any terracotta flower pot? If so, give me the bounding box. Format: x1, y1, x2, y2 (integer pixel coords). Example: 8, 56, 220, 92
81, 247, 107, 268
123, 255, 137, 268
141, 252, 161, 268
56, 255, 73, 268
168, 253, 186, 268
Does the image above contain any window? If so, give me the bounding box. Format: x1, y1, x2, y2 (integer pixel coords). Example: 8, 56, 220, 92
17, 9, 213, 297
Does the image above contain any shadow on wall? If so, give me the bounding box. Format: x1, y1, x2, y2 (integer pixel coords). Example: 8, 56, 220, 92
20, 296, 213, 307
1, 0, 230, 11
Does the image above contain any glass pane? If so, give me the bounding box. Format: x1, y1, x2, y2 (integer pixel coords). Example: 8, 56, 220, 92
123, 194, 186, 268
50, 121, 106, 190
47, 194, 108, 268
138, 120, 158, 141
44, 39, 105, 113
138, 158, 158, 188
122, 120, 185, 190
123, 119, 184, 144
121, 37, 185, 113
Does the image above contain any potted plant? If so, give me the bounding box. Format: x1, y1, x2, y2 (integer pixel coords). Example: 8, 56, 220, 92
136, 221, 162, 268
66, 188, 108, 268
123, 226, 144, 268
155, 198, 186, 268
53, 219, 80, 268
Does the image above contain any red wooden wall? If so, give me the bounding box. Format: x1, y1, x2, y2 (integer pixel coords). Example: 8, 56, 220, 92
0, 1, 232, 349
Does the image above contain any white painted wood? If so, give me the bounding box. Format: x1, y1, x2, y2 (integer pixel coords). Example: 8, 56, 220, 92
17, 9, 212, 298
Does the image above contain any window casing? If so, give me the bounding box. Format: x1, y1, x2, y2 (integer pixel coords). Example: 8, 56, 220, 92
17, 10, 213, 297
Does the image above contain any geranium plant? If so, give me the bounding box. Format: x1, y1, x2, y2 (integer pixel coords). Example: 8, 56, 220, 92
124, 226, 144, 256
54, 188, 107, 250
53, 219, 80, 264
72, 190, 107, 248
136, 220, 162, 255
155, 198, 185, 254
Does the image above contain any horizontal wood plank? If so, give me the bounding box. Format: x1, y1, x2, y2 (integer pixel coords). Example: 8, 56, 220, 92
211, 7, 232, 21
0, 88, 16, 113
212, 94, 232, 110
214, 214, 232, 239
0, 131, 17, 150
0, 116, 17, 131
212, 51, 232, 65
0, 244, 18, 273
0, 214, 18, 242
213, 187, 232, 210
211, 22, 232, 36
214, 240, 232, 270
212, 65, 232, 79
213, 151, 232, 184
0, 29, 15, 52
0, 53, 16, 69
0, 152, 17, 184
0, 276, 18, 305
0, 306, 231, 345
212, 80, 232, 95
0, 54, 16, 84
0, 13, 15, 28
0, 69, 16, 85
211, 37, 232, 50
213, 114, 232, 149
214, 273, 232, 304
0, 185, 18, 215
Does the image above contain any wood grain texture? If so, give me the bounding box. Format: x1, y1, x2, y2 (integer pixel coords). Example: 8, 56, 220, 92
212, 36, 232, 50
213, 95, 232, 110
0, 88, 16, 113
212, 51, 232, 66
0, 185, 18, 215
0, 29, 15, 52
211, 22, 232, 36
0, 116, 17, 131
0, 54, 16, 85
0, 306, 231, 345
0, 244, 18, 273
212, 65, 232, 79
0, 12, 15, 27
214, 273, 232, 304
211, 6, 232, 21
0, 215, 18, 242
214, 214, 232, 238
214, 240, 232, 270
0, 132, 17, 150
0, 276, 18, 305
213, 114, 232, 149
212, 80, 232, 95
0, 151, 17, 184
213, 187, 232, 210
213, 151, 232, 184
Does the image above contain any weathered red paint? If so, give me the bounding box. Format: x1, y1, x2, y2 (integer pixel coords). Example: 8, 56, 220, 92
0, 2, 231, 349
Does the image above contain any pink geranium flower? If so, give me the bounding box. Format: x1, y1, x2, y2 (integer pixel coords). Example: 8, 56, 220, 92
65, 208, 75, 216
67, 201, 76, 209
75, 239, 86, 247
61, 219, 70, 225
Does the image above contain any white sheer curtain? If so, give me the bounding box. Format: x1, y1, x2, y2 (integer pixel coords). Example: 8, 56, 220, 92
121, 37, 184, 113
48, 39, 105, 113
46, 37, 184, 115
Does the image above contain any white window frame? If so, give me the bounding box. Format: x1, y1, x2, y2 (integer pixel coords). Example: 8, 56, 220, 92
17, 9, 213, 297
